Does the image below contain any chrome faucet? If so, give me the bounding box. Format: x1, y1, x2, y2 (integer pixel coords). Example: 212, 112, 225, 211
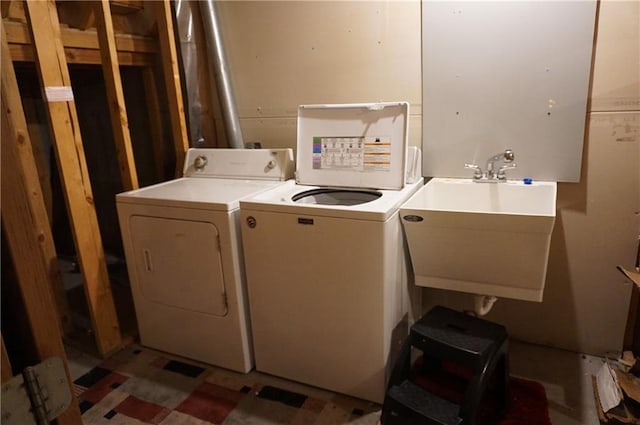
465, 149, 517, 182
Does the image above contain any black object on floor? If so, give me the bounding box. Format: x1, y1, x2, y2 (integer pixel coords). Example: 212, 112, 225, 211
381, 306, 509, 425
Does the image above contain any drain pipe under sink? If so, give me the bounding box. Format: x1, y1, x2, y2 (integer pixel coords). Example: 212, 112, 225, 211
473, 295, 498, 316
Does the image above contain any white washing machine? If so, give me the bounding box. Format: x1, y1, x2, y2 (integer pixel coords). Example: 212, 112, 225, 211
240, 102, 423, 403
116, 148, 294, 373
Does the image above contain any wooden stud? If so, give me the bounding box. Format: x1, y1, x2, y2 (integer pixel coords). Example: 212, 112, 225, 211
1, 22, 72, 336
142, 67, 167, 181
2, 0, 25, 21
94, 0, 138, 191
56, 1, 95, 30
110, 1, 144, 15
1, 21, 83, 425
151, 0, 189, 176
21, 97, 54, 223
23, 0, 122, 356
1, 1, 12, 18
625, 297, 639, 351
1, 335, 12, 384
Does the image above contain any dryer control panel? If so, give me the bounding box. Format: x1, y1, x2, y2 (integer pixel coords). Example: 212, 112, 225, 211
183, 148, 294, 181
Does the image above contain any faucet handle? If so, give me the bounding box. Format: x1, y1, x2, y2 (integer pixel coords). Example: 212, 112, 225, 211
503, 149, 515, 163
497, 162, 517, 181
464, 163, 483, 180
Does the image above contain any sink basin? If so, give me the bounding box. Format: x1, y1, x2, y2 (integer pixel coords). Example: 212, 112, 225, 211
400, 178, 557, 302
412, 178, 556, 216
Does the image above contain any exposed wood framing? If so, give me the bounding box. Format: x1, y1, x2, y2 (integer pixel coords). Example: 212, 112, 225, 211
94, 0, 138, 190
624, 277, 640, 351
21, 98, 53, 222
111, 1, 145, 15
4, 19, 157, 52
1, 3, 9, 18
1, 21, 72, 335
1, 1, 18, 19
1, 21, 82, 424
3, 0, 191, 356
24, 0, 122, 357
142, 66, 167, 181
1, 335, 12, 384
8, 42, 154, 66
152, 0, 189, 176
58, 1, 96, 30
57, 0, 146, 30
4, 19, 156, 65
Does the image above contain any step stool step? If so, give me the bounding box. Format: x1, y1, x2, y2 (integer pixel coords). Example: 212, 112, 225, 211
384, 380, 462, 425
411, 306, 507, 370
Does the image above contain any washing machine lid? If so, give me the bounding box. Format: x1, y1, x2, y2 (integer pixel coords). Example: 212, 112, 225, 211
296, 102, 409, 190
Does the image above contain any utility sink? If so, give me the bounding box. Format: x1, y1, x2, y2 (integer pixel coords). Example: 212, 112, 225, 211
400, 178, 557, 302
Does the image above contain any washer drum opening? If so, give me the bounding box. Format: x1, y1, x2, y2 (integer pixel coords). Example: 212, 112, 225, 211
292, 188, 382, 206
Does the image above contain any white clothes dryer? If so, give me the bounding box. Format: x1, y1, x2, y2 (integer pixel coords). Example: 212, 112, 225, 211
116, 148, 294, 373
240, 102, 423, 402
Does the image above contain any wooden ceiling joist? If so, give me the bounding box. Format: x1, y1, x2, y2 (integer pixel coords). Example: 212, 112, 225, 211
8, 43, 154, 66
4, 19, 157, 65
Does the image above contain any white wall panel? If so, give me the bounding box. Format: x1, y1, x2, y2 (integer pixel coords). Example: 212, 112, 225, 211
421, 1, 597, 182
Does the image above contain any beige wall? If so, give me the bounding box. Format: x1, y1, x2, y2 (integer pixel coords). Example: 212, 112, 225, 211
214, 0, 640, 355
214, 0, 422, 152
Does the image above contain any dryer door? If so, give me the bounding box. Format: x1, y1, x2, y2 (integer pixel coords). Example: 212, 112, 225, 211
129, 215, 228, 316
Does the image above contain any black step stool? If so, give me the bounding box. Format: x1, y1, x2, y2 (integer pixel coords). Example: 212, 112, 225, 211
382, 306, 509, 425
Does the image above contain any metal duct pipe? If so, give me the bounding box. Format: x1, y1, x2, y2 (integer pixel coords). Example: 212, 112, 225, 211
200, 0, 244, 149
174, 0, 204, 147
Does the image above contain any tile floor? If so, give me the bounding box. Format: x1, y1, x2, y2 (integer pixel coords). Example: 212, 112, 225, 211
65, 339, 605, 425
70, 344, 382, 424
508, 340, 603, 425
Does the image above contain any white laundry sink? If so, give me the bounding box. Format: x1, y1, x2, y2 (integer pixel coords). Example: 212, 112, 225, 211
400, 178, 557, 302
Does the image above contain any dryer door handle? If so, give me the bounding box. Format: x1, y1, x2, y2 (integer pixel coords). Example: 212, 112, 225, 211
143, 249, 152, 272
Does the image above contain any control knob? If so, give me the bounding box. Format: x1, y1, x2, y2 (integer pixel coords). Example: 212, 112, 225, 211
194, 155, 208, 170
